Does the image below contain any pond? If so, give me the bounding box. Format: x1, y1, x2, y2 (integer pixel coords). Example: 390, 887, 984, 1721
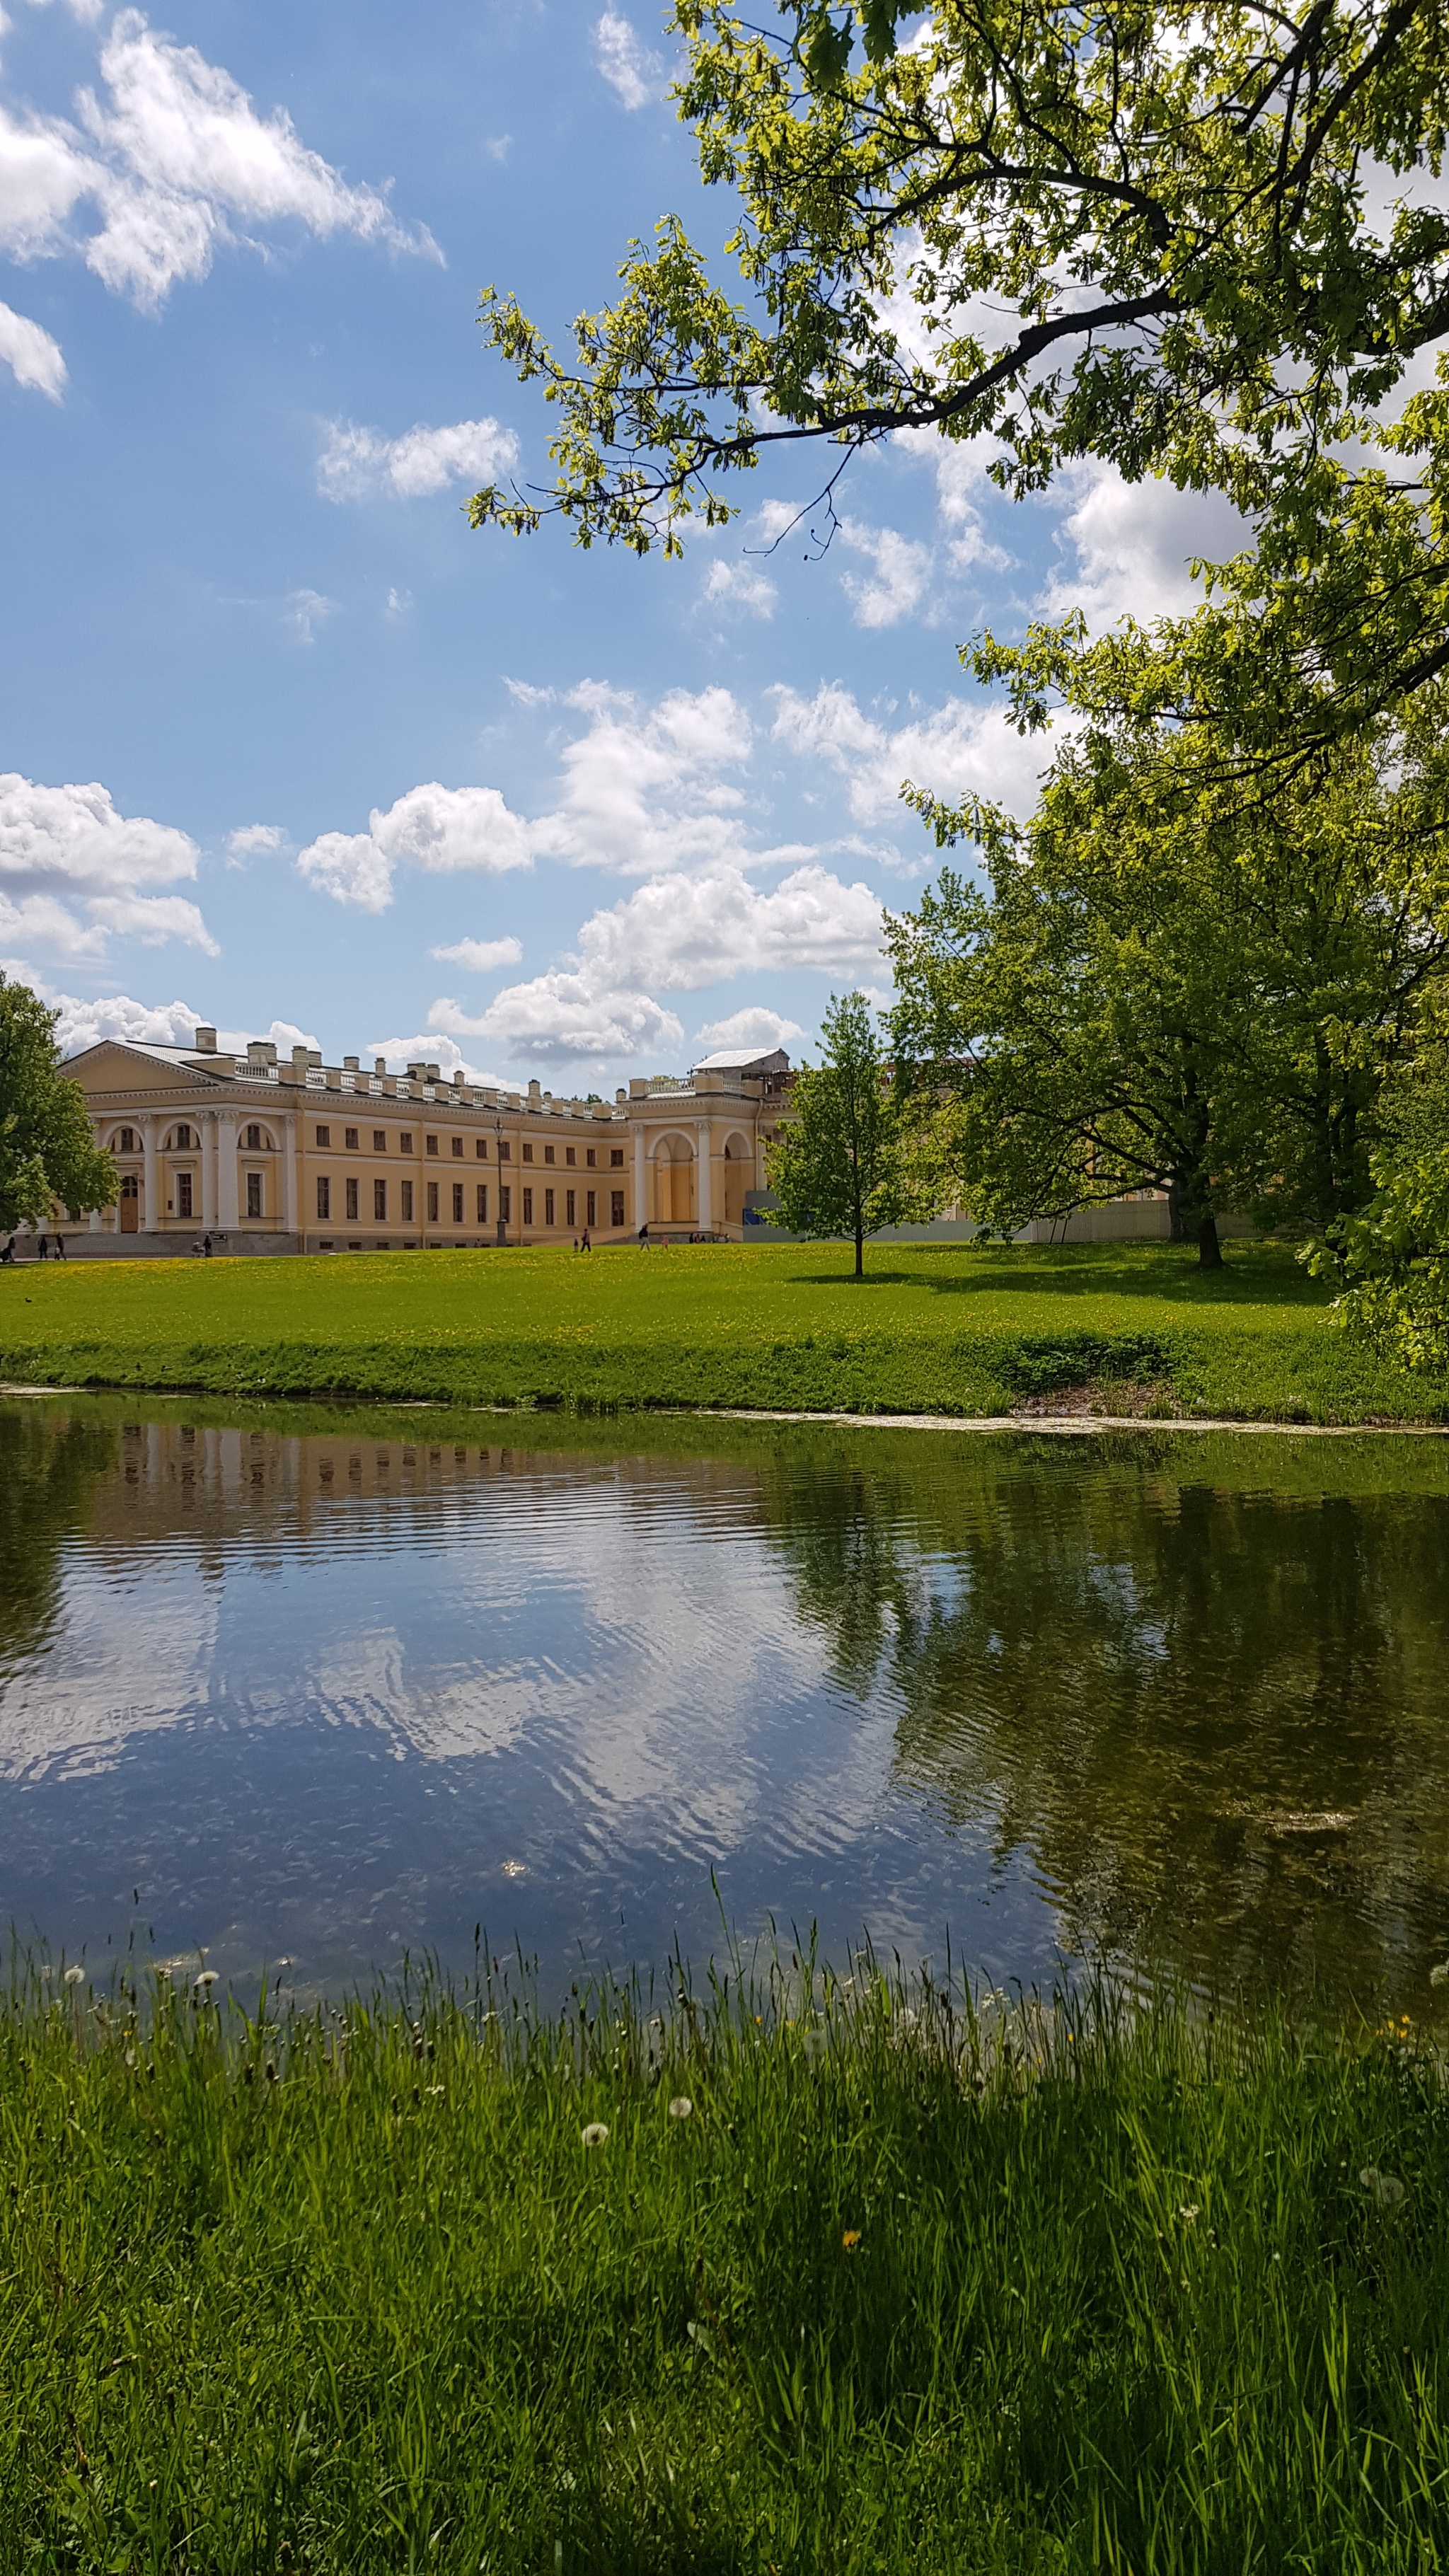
1, 1392, 1448, 2014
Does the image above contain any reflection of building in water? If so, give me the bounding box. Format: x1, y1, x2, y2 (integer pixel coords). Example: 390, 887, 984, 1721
60, 1032, 799, 1256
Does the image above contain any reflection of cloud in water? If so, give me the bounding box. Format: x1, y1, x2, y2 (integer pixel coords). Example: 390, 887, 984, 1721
0, 1555, 219, 1781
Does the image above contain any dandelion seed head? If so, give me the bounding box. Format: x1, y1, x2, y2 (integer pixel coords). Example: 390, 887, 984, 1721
1361, 2165, 1407, 2207
668, 2094, 693, 2118
580, 2122, 609, 2148
1177, 2203, 1200, 2224
194, 1970, 218, 1990
64, 1965, 85, 1987
1430, 1961, 1449, 1987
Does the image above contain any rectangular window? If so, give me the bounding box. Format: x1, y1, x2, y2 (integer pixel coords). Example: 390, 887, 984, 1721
498, 1140, 511, 1161
500, 1186, 511, 1223
475, 1137, 487, 1158
345, 1177, 359, 1220
177, 1169, 193, 1218
374, 1178, 387, 1221
476, 1184, 487, 1223
544, 1188, 555, 1227
345, 1127, 359, 1151
586, 1148, 596, 1168
400, 1131, 413, 1155
247, 1172, 262, 1219
452, 1182, 464, 1224
451, 1136, 464, 1160
246, 1124, 262, 1151
427, 1135, 439, 1157
587, 1191, 596, 1228
522, 1186, 533, 1226
565, 1189, 576, 1227
317, 1177, 330, 1220
316, 1125, 330, 1148
544, 1143, 555, 1165
401, 1180, 413, 1220
427, 1181, 439, 1222
373, 1130, 386, 1152
565, 1145, 577, 1167
522, 1142, 534, 1163
610, 1148, 624, 1167
611, 1190, 625, 1228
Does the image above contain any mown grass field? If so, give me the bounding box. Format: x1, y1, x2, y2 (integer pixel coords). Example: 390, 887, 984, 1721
4, 1961, 1448, 2572
0, 1237, 1441, 1423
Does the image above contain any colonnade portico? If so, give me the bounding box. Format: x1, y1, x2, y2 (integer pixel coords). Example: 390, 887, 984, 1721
60, 1033, 793, 1255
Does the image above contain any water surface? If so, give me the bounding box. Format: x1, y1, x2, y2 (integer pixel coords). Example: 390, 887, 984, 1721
2, 1394, 1448, 2012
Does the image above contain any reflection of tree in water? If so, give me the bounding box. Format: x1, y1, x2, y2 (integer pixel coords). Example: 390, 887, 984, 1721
0, 1405, 118, 1676
761, 1437, 1449, 2004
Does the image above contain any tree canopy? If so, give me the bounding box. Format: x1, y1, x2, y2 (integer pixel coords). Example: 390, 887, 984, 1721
766, 989, 922, 1272
887, 724, 1449, 1266
473, 0, 1449, 587
0, 978, 115, 1236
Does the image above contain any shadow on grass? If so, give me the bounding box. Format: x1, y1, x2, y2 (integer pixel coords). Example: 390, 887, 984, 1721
782, 1242, 1331, 1310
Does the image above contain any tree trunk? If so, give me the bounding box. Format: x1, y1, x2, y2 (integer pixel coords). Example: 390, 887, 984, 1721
855, 1220, 865, 1278
1196, 1211, 1223, 1270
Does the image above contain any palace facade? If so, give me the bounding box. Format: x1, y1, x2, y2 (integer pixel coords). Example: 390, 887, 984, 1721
59, 1029, 793, 1255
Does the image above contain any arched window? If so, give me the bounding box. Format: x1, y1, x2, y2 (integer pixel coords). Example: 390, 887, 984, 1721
116, 1127, 135, 1154
246, 1124, 262, 1150
173, 1124, 192, 1150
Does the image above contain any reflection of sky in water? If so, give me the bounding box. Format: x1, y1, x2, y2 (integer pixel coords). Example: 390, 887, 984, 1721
2, 1403, 1449, 2012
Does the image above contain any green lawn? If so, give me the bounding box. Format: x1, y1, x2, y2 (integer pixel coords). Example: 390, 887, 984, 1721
5, 1964, 1448, 2571
0, 1237, 1441, 1423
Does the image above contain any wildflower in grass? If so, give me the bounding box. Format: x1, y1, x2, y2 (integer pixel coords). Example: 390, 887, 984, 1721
842, 2229, 862, 2251
195, 1970, 218, 1991
63, 1965, 84, 1987
1361, 2166, 1407, 2207
1178, 2204, 1201, 2224
1431, 1962, 1449, 1987
581, 2122, 609, 2148
668, 2095, 693, 2119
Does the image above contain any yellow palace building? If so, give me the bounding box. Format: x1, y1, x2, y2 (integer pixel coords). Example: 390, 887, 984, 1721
58, 1029, 794, 1257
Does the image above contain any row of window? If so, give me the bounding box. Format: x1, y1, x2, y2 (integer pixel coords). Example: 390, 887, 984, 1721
313, 1124, 625, 1167
311, 1177, 627, 1228
170, 1172, 267, 1218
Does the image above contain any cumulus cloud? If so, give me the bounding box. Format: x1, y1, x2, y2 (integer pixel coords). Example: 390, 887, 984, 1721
362, 1029, 510, 1086
8, 982, 316, 1060
1038, 461, 1249, 630
770, 681, 1055, 827
594, 11, 666, 108
703, 558, 777, 618
896, 426, 1015, 574
297, 783, 533, 913
0, 10, 437, 316
0, 298, 65, 398
285, 588, 335, 645
443, 863, 884, 1068
838, 518, 933, 628
227, 822, 284, 856
318, 415, 518, 503
533, 682, 754, 875
0, 773, 217, 956
429, 934, 523, 971
691, 1004, 804, 1057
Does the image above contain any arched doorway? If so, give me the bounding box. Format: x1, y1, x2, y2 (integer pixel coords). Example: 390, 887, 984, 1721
722, 1131, 753, 1228
652, 1134, 695, 1226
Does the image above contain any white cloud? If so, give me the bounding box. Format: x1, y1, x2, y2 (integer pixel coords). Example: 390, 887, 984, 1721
532, 681, 754, 875
691, 1004, 804, 1057
0, 298, 64, 397
448, 862, 884, 1068
896, 427, 1015, 574
385, 586, 411, 619
770, 682, 1054, 826
227, 822, 284, 856
503, 676, 554, 706
34, 988, 315, 1057
838, 518, 933, 628
0, 10, 437, 316
318, 415, 518, 503
1038, 461, 1249, 630
482, 134, 512, 164
703, 558, 777, 618
429, 934, 523, 971
362, 1029, 509, 1086
285, 588, 335, 645
0, 772, 216, 956
594, 11, 665, 108
297, 783, 533, 913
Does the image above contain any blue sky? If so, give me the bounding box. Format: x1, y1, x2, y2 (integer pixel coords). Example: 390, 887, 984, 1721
0, 0, 1238, 1082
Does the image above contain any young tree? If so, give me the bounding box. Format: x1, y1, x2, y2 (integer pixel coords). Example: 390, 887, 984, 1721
887, 728, 1449, 1268
766, 990, 920, 1276
0, 977, 115, 1234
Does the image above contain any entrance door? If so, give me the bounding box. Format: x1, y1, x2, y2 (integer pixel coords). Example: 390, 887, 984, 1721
120, 1174, 139, 1233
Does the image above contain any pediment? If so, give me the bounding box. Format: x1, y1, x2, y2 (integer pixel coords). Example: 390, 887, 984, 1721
64, 1041, 213, 1093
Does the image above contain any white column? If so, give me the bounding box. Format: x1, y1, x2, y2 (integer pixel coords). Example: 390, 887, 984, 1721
142, 1115, 159, 1236
201, 1111, 217, 1228
633, 1122, 647, 1230
217, 1111, 239, 1229
88, 1208, 101, 1234
695, 1119, 712, 1230
282, 1114, 298, 1239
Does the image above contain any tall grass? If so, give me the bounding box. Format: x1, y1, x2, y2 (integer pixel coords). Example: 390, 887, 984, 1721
2, 1953, 1447, 2570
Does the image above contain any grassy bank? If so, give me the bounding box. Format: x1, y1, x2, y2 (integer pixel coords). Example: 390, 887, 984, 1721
4, 1963, 1447, 2572
0, 1237, 1443, 1422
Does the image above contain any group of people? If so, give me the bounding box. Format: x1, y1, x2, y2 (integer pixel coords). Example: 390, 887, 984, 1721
1, 1232, 64, 1264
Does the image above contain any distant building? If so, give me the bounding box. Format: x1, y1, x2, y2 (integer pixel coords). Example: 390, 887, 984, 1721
57, 1027, 791, 1255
